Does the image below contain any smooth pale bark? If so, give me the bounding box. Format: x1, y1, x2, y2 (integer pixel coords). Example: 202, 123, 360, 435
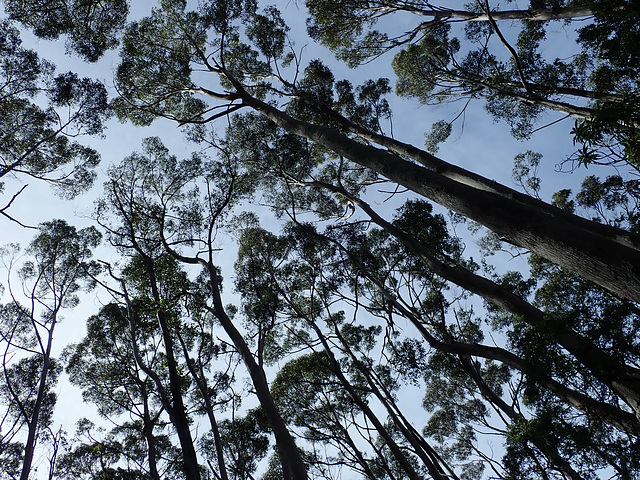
290, 90, 640, 251
193, 81, 640, 416
235, 91, 640, 305
162, 233, 309, 480
496, 82, 629, 102
486, 83, 640, 131
397, 4, 593, 21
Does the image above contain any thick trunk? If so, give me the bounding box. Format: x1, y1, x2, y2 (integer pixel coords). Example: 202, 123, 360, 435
243, 94, 640, 304
290, 88, 639, 252
412, 5, 593, 21
239, 94, 640, 412
348, 127, 640, 251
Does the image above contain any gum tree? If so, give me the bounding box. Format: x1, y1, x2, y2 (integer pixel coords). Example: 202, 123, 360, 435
0, 220, 101, 480
109, 0, 640, 303
4, 2, 639, 478
92, 137, 308, 480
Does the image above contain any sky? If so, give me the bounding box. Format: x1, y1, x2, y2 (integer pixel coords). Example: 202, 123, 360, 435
0, 1, 623, 478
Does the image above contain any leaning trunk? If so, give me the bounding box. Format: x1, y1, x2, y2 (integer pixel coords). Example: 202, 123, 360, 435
414, 5, 593, 21
241, 93, 640, 304
202, 260, 309, 480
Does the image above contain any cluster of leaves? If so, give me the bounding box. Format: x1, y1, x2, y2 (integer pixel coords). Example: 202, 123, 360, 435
0, 19, 110, 225
308, 0, 640, 168
3, 0, 128, 62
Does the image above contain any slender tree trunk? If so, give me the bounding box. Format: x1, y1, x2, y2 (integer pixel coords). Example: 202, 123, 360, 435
19, 318, 56, 480
284, 296, 444, 480
320, 181, 640, 418
146, 271, 202, 480
19, 358, 49, 480
178, 334, 230, 480
329, 325, 454, 480
121, 254, 202, 480
457, 355, 586, 480
499, 82, 628, 102
313, 338, 431, 480
158, 223, 309, 479
335, 424, 381, 480
452, 74, 640, 131
202, 260, 309, 480
312, 206, 640, 427
140, 381, 161, 480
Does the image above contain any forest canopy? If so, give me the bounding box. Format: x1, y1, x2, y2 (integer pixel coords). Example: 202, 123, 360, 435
1, 1, 639, 480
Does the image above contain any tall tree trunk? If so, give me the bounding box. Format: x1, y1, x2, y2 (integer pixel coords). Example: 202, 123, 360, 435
121, 284, 200, 479
237, 92, 640, 304
145, 261, 202, 480
159, 225, 309, 479
456, 355, 586, 480
19, 331, 53, 480
177, 333, 230, 480
311, 323, 436, 480
329, 322, 455, 480
279, 290, 448, 480
410, 4, 593, 21
202, 260, 308, 480
306, 181, 640, 423
140, 381, 161, 480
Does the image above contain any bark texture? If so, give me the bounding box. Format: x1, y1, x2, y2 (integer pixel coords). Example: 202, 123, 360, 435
242, 94, 640, 303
